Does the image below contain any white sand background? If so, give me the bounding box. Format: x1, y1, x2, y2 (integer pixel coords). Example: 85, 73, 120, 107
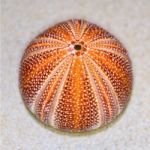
1, 0, 150, 149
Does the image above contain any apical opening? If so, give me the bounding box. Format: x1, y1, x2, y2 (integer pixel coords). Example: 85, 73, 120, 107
74, 44, 81, 50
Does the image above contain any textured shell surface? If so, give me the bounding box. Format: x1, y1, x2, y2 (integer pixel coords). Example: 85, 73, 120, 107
20, 19, 132, 132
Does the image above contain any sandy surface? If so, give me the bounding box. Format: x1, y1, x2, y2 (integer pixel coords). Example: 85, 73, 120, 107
1, 0, 150, 149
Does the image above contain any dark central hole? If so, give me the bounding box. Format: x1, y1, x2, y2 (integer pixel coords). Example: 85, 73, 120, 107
74, 44, 81, 50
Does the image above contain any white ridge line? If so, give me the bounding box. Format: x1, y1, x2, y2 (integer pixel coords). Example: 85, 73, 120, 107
86, 55, 121, 114
79, 20, 88, 39
83, 58, 104, 128
23, 46, 68, 61
30, 55, 70, 113
67, 21, 76, 40
48, 56, 73, 127
89, 47, 129, 62
61, 22, 75, 41
80, 24, 93, 41
87, 38, 116, 44
33, 37, 68, 45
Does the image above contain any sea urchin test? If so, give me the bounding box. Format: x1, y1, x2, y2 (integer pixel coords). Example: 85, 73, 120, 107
19, 19, 132, 132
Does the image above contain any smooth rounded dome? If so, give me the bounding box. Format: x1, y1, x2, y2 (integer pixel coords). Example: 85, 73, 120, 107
19, 19, 132, 132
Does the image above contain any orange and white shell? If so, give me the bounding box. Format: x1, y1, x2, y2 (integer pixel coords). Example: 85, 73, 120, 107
20, 19, 132, 132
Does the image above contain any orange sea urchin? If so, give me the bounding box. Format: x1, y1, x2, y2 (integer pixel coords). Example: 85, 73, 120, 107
19, 19, 132, 132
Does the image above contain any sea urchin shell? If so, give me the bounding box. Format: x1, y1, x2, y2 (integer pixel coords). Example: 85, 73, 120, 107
19, 19, 132, 132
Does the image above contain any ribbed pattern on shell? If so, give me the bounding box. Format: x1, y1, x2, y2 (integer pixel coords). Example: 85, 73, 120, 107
20, 19, 132, 132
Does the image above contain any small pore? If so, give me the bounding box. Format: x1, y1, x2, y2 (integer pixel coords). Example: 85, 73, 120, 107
74, 44, 81, 50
